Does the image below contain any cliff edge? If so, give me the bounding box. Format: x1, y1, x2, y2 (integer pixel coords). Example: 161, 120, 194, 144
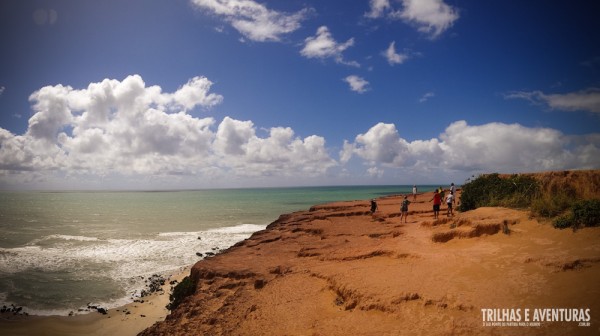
140, 172, 600, 335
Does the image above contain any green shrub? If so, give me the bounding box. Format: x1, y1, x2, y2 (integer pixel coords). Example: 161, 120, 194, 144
552, 213, 573, 229
572, 199, 600, 227
459, 173, 599, 231
167, 276, 196, 311
459, 174, 539, 212
530, 192, 574, 218
549, 199, 600, 229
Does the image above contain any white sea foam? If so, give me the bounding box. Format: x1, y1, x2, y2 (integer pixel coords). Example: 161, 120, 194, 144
207, 223, 267, 234
46, 234, 100, 242
0, 223, 267, 315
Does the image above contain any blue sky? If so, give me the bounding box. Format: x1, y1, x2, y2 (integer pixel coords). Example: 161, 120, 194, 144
0, 0, 599, 190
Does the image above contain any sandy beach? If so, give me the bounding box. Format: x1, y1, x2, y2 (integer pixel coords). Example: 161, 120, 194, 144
0, 268, 190, 336
3, 186, 600, 336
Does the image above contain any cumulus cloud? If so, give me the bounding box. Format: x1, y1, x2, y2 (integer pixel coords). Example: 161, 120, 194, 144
0, 75, 337, 187
367, 0, 459, 38
189, 0, 310, 42
3, 75, 599, 189
300, 26, 359, 67
505, 88, 600, 114
367, 166, 384, 178
394, 0, 459, 38
212, 116, 335, 175
344, 75, 370, 94
365, 0, 390, 18
171, 76, 225, 110
341, 121, 600, 174
383, 41, 410, 65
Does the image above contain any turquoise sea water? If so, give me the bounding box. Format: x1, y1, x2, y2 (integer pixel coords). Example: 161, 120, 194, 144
0, 185, 435, 315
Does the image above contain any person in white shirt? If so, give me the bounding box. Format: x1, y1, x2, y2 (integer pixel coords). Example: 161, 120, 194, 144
446, 192, 455, 217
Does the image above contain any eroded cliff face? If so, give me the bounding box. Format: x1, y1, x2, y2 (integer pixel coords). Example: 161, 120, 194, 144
141, 183, 600, 336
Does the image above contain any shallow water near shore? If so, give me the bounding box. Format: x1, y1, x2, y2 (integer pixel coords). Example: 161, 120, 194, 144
0, 185, 435, 316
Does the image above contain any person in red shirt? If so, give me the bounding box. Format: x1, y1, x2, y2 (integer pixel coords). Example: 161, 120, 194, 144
430, 189, 442, 219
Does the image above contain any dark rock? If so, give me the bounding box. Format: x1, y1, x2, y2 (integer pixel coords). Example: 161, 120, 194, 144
254, 279, 266, 290
196, 252, 204, 257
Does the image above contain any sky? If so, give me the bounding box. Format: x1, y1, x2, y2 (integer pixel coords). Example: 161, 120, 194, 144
0, 0, 599, 190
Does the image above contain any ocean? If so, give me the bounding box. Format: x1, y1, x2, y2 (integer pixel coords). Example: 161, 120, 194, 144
0, 185, 434, 316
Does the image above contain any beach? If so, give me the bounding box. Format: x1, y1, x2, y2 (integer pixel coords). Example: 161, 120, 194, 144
0, 268, 189, 336
3, 187, 600, 335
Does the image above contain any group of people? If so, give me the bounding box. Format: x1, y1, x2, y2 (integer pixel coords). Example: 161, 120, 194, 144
369, 183, 457, 223
429, 183, 456, 219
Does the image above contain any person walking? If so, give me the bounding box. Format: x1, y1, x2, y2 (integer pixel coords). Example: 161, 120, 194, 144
446, 192, 455, 217
412, 185, 418, 201
370, 199, 378, 214
400, 195, 411, 223
430, 190, 442, 219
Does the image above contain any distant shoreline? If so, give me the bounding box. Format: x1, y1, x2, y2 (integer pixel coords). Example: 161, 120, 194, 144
0, 184, 444, 193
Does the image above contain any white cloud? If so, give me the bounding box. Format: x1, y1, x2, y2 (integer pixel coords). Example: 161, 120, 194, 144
3, 75, 599, 189
365, 0, 459, 38
27, 84, 74, 141
344, 75, 370, 94
300, 26, 359, 67
189, 0, 310, 42
419, 92, 435, 103
240, 128, 336, 176
365, 0, 390, 18
506, 88, 600, 114
390, 0, 459, 38
367, 166, 384, 178
214, 116, 255, 156
0, 86, 5, 95
341, 121, 600, 174
213, 118, 336, 177
171, 76, 224, 110
0, 75, 337, 188
383, 41, 410, 65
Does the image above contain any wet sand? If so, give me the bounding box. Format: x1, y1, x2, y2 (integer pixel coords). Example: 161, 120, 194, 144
0, 268, 189, 336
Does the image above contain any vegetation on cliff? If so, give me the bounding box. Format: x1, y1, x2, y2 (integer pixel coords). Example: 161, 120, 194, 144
167, 276, 196, 311
459, 170, 600, 229
459, 173, 539, 211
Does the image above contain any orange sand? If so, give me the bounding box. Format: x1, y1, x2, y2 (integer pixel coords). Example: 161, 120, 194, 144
140, 190, 600, 335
